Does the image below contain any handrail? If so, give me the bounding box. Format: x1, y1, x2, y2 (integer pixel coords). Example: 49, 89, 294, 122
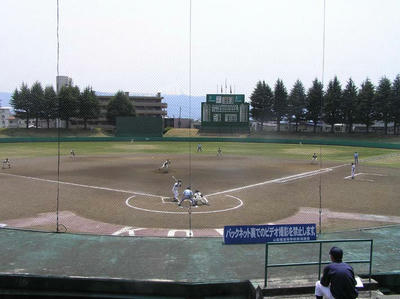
264, 239, 373, 288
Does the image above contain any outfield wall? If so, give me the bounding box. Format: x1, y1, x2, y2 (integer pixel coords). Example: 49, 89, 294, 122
1, 136, 400, 149
116, 116, 163, 137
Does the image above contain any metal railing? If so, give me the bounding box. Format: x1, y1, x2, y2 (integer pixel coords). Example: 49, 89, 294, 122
264, 239, 373, 288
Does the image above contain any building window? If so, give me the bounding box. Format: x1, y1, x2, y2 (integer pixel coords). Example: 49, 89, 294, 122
222, 97, 234, 104
225, 114, 237, 122
213, 114, 221, 122
211, 105, 238, 113
239, 104, 248, 122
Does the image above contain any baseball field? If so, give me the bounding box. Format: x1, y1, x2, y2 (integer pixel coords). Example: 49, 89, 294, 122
1, 140, 400, 237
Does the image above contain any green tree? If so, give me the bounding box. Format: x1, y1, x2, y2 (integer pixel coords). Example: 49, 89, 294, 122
250, 81, 273, 130
11, 83, 34, 128
342, 78, 358, 133
30, 81, 44, 128
288, 79, 306, 132
356, 79, 375, 133
273, 79, 288, 132
10, 88, 21, 117
43, 86, 58, 128
79, 87, 100, 129
323, 76, 343, 133
391, 74, 400, 135
306, 79, 323, 133
106, 91, 135, 125
375, 77, 392, 135
58, 85, 80, 129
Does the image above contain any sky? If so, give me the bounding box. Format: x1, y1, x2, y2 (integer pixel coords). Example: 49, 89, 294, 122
1, 0, 400, 100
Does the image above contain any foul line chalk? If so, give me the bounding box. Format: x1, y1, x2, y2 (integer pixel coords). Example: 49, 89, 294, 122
206, 167, 335, 197
0, 172, 162, 198
125, 194, 243, 215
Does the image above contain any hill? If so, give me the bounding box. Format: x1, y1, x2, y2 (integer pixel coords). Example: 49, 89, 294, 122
162, 94, 204, 120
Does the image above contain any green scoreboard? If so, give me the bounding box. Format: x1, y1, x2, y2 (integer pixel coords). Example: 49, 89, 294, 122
201, 94, 249, 129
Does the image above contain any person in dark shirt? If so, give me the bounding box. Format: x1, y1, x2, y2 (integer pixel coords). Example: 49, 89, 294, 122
315, 246, 358, 299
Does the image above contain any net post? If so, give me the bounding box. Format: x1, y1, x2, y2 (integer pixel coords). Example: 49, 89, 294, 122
264, 242, 269, 288
318, 241, 323, 280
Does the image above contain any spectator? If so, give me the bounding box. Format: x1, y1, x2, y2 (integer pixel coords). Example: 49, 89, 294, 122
315, 246, 358, 299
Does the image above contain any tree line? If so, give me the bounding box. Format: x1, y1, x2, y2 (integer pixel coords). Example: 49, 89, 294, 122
250, 75, 400, 134
11, 82, 136, 128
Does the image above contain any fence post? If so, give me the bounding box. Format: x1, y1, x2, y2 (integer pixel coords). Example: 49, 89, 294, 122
264, 243, 269, 288
318, 242, 323, 279
369, 240, 373, 282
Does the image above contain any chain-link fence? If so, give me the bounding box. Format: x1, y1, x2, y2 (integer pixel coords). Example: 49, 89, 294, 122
1, 135, 400, 236
1, 1, 400, 237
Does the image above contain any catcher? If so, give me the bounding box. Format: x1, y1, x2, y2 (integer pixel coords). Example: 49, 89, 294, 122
193, 190, 209, 206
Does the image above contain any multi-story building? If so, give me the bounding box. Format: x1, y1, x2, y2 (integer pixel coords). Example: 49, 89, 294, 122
56, 76, 73, 93
0, 107, 12, 128
95, 92, 167, 125
70, 91, 167, 128
0, 107, 38, 128
131, 92, 167, 117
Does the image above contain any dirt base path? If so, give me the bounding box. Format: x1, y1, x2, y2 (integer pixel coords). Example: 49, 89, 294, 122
2, 207, 399, 237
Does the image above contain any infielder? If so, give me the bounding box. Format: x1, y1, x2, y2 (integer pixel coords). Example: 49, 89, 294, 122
178, 186, 194, 206
2, 158, 11, 169
217, 147, 222, 157
197, 143, 202, 152
354, 152, 359, 165
159, 159, 171, 172
193, 190, 209, 206
70, 149, 76, 159
171, 179, 182, 202
312, 153, 318, 164
351, 163, 356, 179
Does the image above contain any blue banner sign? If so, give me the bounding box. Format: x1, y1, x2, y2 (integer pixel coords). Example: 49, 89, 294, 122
223, 224, 317, 244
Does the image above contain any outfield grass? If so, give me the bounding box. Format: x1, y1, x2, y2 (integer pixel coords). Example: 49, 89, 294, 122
1, 140, 399, 167
3, 127, 400, 143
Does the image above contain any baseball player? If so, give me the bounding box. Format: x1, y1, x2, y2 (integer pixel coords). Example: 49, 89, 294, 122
312, 153, 318, 164
70, 149, 76, 159
171, 179, 182, 202
351, 162, 356, 179
197, 143, 202, 152
354, 152, 359, 165
159, 159, 171, 172
2, 158, 11, 169
193, 190, 209, 206
217, 147, 222, 157
178, 186, 194, 206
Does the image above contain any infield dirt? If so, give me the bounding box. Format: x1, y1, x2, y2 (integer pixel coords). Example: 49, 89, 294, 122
1, 153, 399, 234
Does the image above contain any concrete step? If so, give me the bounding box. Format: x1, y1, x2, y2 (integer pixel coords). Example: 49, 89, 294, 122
263, 290, 390, 298
252, 275, 379, 299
